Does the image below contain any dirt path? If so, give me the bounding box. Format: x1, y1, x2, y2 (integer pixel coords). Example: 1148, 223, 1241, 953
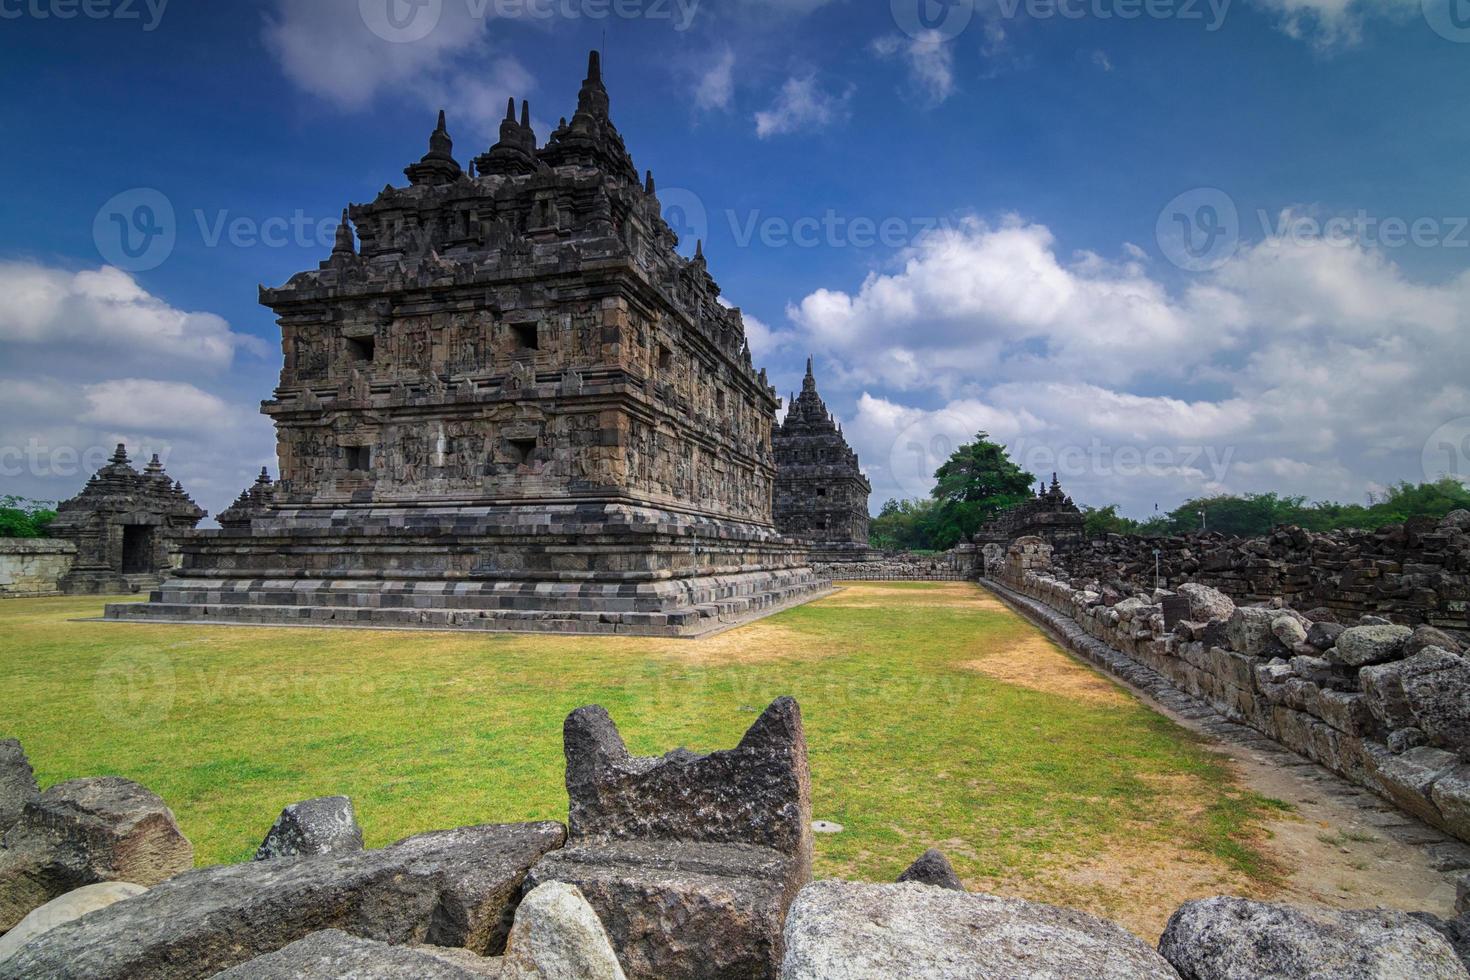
980, 579, 1465, 936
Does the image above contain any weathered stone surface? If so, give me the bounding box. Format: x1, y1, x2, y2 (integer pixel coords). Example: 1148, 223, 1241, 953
212, 930, 503, 979
532, 697, 811, 979
0, 776, 192, 932
0, 821, 566, 980
563, 696, 811, 869
1432, 767, 1470, 841
500, 881, 626, 980
528, 841, 794, 980
1460, 872, 1470, 916
0, 882, 145, 965
1361, 649, 1470, 753
1333, 625, 1415, 668
1410, 626, 1466, 657
1411, 912, 1470, 973
0, 740, 38, 836
895, 848, 965, 891
1227, 606, 1284, 657
1273, 615, 1309, 648
1158, 896, 1466, 979
781, 881, 1178, 979
254, 796, 363, 861
1308, 620, 1347, 650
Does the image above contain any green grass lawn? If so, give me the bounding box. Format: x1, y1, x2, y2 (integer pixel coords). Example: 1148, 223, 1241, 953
0, 582, 1284, 935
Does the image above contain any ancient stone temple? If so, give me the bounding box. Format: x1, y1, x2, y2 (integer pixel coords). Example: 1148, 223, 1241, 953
108, 53, 827, 637
51, 445, 206, 594
973, 474, 1085, 551
771, 359, 873, 560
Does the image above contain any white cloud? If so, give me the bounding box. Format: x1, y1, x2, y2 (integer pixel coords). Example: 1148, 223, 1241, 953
695, 47, 737, 112
80, 380, 237, 434
262, 0, 536, 138
873, 30, 957, 105
754, 74, 853, 139
786, 215, 1470, 514
1091, 50, 1113, 72
0, 265, 276, 520
0, 264, 259, 372
1245, 0, 1417, 47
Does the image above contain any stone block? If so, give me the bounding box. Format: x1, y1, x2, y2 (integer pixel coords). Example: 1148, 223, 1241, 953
0, 776, 192, 933
254, 796, 364, 861
1159, 897, 1465, 979
895, 849, 965, 891
782, 881, 1178, 979
0, 740, 38, 837
1332, 625, 1415, 668
0, 821, 566, 980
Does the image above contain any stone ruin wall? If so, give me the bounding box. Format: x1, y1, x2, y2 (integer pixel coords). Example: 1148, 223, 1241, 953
1060, 516, 1470, 637
815, 547, 975, 581
988, 519, 1470, 849
0, 540, 75, 598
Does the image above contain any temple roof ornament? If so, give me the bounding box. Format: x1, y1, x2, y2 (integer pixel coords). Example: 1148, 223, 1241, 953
404, 109, 463, 187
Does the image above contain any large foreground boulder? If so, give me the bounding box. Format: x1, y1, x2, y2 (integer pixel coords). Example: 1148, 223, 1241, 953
211, 930, 502, 979
0, 821, 566, 980
780, 880, 1179, 979
0, 741, 38, 837
529, 697, 812, 980
217, 881, 625, 979
1158, 896, 1465, 979
1360, 649, 1470, 755
0, 776, 192, 932
253, 795, 363, 861
0, 882, 145, 964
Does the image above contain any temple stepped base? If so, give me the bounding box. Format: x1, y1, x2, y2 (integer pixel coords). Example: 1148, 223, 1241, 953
106, 570, 834, 638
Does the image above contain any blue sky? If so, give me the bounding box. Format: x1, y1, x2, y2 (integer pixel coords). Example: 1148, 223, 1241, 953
1, 0, 1468, 520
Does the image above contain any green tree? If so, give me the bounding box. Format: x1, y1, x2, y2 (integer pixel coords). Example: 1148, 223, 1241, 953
927, 432, 1036, 548
0, 496, 57, 538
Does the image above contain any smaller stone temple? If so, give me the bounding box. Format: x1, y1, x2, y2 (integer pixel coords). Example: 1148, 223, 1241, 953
50, 445, 206, 594
772, 359, 874, 560
973, 474, 1085, 552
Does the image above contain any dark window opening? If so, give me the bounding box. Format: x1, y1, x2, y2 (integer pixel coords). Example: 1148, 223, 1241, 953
511, 322, 539, 351
346, 446, 372, 472
346, 335, 375, 363
716, 390, 726, 410
120, 525, 153, 574
658, 345, 673, 370
509, 439, 537, 465
816, 488, 827, 497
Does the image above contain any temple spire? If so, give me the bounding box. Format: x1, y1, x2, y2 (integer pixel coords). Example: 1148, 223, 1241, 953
332, 209, 356, 258
404, 109, 462, 186
520, 100, 531, 129
587, 49, 602, 85
505, 97, 516, 121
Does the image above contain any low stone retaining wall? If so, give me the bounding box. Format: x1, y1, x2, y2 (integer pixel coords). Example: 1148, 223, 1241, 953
0, 540, 74, 598
993, 534, 1470, 848
816, 549, 975, 581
